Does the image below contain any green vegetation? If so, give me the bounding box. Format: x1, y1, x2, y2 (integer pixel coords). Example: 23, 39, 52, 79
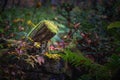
0, 0, 120, 80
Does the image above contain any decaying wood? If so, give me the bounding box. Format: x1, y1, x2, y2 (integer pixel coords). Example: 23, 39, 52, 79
27, 20, 58, 42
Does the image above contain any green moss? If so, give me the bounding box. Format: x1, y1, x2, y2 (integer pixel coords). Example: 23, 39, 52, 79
41, 20, 59, 33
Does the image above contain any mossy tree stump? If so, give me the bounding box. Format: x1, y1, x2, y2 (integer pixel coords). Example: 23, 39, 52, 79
27, 20, 58, 42
27, 20, 58, 54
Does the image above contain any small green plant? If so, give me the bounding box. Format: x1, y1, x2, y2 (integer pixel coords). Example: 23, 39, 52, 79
107, 21, 120, 29
60, 49, 92, 67
107, 21, 120, 39
106, 54, 120, 74
107, 21, 120, 53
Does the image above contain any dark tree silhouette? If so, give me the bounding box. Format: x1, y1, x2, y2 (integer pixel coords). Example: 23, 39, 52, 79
0, 0, 8, 12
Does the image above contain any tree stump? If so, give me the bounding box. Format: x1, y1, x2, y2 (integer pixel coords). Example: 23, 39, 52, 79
27, 20, 58, 42
27, 20, 59, 54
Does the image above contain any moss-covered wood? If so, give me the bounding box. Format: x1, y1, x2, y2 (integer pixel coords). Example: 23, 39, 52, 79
27, 20, 58, 42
